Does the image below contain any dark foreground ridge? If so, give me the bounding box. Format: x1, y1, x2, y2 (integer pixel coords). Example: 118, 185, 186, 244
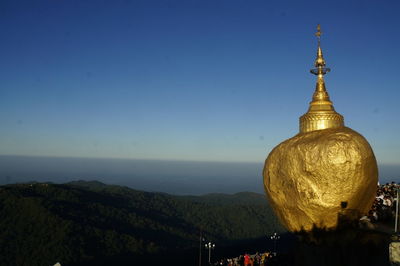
0, 181, 283, 266
215, 226, 391, 266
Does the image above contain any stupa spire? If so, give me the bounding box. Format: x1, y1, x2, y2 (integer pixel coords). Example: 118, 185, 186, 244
310, 24, 330, 103
299, 25, 344, 133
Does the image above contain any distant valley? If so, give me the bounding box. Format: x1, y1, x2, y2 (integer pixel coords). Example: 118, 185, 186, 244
0, 180, 283, 266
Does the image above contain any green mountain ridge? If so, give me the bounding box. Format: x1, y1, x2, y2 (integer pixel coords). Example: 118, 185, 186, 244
0, 180, 282, 266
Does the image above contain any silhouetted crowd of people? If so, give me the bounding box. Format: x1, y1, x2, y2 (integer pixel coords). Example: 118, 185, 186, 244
360, 182, 399, 227
211, 252, 275, 266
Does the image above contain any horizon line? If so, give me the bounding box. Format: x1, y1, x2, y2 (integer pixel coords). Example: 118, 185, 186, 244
0, 154, 265, 165
0, 153, 399, 166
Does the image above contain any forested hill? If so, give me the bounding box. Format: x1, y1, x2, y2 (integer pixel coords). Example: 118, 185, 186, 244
0, 181, 282, 266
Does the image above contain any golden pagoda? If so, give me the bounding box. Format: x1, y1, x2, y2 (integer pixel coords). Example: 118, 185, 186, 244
299, 24, 344, 133
263, 25, 378, 232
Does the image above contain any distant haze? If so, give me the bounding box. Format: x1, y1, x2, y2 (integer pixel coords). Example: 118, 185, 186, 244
0, 155, 398, 195
0, 155, 264, 195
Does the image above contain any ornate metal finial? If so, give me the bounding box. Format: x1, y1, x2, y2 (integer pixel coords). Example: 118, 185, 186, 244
315, 24, 322, 42
311, 24, 328, 73
299, 25, 344, 133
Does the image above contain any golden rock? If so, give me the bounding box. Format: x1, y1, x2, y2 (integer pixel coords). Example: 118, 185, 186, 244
263, 26, 378, 232
264, 127, 378, 231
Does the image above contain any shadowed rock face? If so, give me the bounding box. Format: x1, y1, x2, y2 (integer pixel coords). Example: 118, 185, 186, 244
263, 127, 378, 232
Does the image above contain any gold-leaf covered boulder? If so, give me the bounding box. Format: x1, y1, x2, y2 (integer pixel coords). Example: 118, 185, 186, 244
263, 127, 378, 231
263, 25, 378, 232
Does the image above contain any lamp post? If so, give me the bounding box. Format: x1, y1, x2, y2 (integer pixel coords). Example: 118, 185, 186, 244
199, 231, 205, 266
270, 232, 280, 256
395, 187, 399, 233
204, 242, 215, 264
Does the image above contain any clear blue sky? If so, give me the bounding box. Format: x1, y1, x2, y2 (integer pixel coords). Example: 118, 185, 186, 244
0, 0, 399, 164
